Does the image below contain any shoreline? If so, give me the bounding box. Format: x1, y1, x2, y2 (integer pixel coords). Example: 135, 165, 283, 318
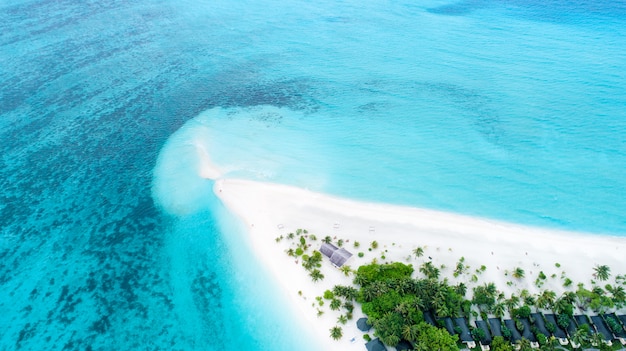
213, 177, 626, 350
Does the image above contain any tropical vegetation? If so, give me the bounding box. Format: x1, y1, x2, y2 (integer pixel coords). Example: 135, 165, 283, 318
277, 229, 626, 351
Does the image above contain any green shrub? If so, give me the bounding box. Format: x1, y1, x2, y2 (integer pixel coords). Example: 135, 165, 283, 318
501, 325, 512, 340
546, 322, 556, 333
557, 314, 570, 329
536, 333, 547, 346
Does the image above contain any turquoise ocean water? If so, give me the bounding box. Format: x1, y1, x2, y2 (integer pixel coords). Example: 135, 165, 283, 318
2, 0, 625, 349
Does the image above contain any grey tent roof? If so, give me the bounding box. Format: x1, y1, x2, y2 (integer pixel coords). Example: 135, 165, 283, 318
488, 318, 503, 337
423, 310, 436, 326
544, 314, 567, 339
574, 315, 594, 334
365, 338, 387, 351
475, 320, 492, 344
604, 314, 626, 338
439, 317, 455, 335
504, 319, 522, 342
320, 243, 338, 258
357, 317, 371, 332
565, 316, 577, 335
454, 317, 473, 342
319, 243, 352, 267
618, 314, 626, 328
591, 315, 613, 341
519, 318, 537, 342
395, 340, 412, 351
530, 313, 550, 337
330, 248, 352, 267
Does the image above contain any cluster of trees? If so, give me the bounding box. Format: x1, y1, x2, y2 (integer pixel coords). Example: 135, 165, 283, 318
351, 261, 626, 351
353, 262, 460, 349
278, 229, 326, 281
469, 281, 626, 320
276, 230, 626, 350
325, 285, 359, 340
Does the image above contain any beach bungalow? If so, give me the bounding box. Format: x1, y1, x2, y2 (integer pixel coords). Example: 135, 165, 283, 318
439, 317, 456, 336
503, 319, 523, 343
574, 315, 595, 335
530, 313, 550, 339
590, 315, 613, 346
365, 338, 387, 351
543, 314, 568, 345
454, 317, 476, 349
475, 320, 492, 347
618, 314, 626, 328
320, 242, 338, 257
518, 318, 538, 348
319, 242, 353, 267
488, 318, 503, 338
603, 313, 626, 345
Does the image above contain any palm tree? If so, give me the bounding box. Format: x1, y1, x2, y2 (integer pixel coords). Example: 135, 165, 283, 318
485, 282, 497, 296
395, 302, 411, 317
455, 282, 467, 297
506, 295, 520, 313
309, 269, 324, 282
594, 265, 611, 281
383, 334, 400, 346
337, 315, 348, 325
590, 331, 606, 347
397, 278, 413, 295
516, 338, 532, 351
402, 324, 419, 342
571, 327, 590, 348
493, 303, 506, 319
473, 284, 497, 312
412, 296, 425, 311
536, 290, 557, 310
542, 336, 558, 351
434, 298, 449, 318
561, 291, 577, 304
362, 286, 377, 302
420, 261, 440, 279
553, 297, 573, 316
340, 265, 352, 276
513, 267, 525, 279
323, 236, 332, 244
413, 246, 424, 258
609, 285, 626, 304
330, 326, 343, 340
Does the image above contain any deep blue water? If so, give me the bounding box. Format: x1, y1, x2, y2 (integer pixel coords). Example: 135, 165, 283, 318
2, 0, 626, 350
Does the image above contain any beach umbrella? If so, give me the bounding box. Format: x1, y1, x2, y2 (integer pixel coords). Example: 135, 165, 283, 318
357, 317, 371, 332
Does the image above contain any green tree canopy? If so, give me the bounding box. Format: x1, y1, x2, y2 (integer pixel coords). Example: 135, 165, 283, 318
491, 336, 514, 351
413, 322, 459, 351
354, 262, 414, 287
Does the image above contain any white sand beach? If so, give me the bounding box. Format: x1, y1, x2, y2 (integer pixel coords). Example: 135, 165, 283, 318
212, 177, 626, 350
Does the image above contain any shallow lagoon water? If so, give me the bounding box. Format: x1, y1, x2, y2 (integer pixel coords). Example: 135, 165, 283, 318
1, 0, 625, 349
